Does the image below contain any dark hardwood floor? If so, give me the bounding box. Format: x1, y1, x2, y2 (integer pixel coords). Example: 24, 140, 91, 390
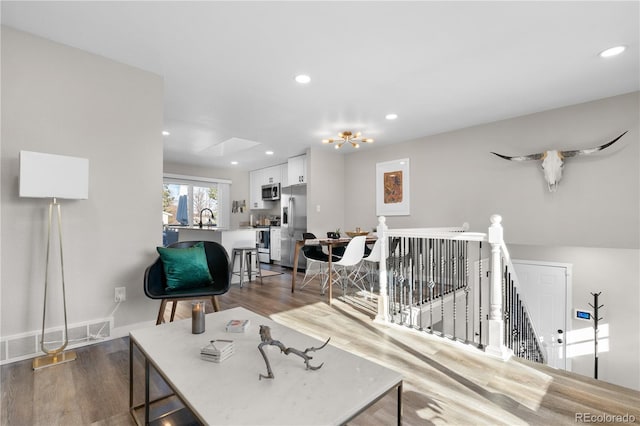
2, 265, 639, 425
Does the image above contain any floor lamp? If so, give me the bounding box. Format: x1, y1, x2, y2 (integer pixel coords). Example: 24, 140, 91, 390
19, 151, 89, 370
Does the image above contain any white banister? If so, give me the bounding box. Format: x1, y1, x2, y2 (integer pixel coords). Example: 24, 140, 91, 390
375, 214, 545, 362
498, 239, 548, 362
375, 218, 482, 324
375, 216, 390, 323
485, 214, 513, 360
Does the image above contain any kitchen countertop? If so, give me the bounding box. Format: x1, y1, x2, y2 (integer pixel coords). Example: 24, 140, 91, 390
171, 226, 257, 232
171, 226, 280, 232
170, 226, 221, 231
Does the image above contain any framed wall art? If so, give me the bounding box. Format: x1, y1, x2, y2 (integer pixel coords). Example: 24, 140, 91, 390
376, 158, 410, 216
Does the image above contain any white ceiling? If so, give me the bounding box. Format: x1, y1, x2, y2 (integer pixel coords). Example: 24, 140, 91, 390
2, 1, 638, 171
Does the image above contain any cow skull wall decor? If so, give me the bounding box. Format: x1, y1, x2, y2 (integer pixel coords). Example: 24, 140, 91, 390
491, 131, 627, 192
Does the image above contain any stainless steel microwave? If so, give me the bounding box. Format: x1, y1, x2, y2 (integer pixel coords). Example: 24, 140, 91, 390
261, 183, 280, 201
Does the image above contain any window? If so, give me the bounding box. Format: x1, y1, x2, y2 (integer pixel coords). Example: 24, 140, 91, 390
163, 174, 231, 229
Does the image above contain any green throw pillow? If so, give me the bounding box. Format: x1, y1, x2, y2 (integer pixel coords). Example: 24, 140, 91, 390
157, 242, 214, 291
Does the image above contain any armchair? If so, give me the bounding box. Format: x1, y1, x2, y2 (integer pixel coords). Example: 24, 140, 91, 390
144, 240, 231, 325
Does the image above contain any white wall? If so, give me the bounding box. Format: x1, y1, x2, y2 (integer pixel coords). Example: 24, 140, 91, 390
343, 92, 640, 390
1, 28, 163, 339
307, 146, 345, 238
510, 244, 639, 391
344, 93, 639, 248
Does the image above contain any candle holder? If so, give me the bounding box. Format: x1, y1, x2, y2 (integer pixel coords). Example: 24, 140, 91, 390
192, 301, 205, 334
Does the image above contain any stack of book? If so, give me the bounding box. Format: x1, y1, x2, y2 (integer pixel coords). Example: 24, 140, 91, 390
200, 340, 234, 363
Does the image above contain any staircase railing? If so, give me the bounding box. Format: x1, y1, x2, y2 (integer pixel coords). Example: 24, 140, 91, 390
499, 241, 547, 363
375, 215, 545, 364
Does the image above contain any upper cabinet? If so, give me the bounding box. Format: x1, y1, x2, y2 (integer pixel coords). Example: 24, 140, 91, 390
280, 163, 289, 187
249, 168, 266, 210
249, 164, 286, 210
287, 155, 307, 185
263, 164, 282, 185
249, 158, 305, 210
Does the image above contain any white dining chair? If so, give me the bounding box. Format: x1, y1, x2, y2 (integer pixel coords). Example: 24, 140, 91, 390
331, 236, 366, 295
298, 232, 341, 294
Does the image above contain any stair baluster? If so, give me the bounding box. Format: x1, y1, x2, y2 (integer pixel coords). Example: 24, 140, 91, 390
378, 215, 546, 365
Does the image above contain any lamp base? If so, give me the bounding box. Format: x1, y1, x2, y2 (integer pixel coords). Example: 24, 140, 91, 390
32, 350, 77, 370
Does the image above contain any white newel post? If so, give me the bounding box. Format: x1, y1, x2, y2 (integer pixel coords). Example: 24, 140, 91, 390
485, 214, 512, 360
375, 216, 390, 323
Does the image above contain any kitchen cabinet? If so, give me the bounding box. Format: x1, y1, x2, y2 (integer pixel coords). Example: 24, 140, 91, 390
263, 165, 282, 185
288, 155, 307, 184
250, 164, 286, 210
270, 227, 281, 261
280, 163, 289, 187
249, 168, 266, 210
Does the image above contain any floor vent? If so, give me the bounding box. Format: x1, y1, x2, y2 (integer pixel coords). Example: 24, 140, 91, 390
1, 317, 113, 365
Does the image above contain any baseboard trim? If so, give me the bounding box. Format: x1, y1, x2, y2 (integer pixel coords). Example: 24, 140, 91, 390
1, 318, 156, 366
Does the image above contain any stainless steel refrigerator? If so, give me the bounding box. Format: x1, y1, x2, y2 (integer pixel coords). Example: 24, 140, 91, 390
280, 184, 307, 269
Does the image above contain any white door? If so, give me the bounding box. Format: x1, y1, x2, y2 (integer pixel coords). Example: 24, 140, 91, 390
512, 261, 571, 370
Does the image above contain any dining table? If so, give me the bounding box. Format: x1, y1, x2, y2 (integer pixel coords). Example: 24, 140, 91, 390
291, 235, 377, 305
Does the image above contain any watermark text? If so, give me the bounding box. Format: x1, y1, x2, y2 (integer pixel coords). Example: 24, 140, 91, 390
576, 412, 636, 423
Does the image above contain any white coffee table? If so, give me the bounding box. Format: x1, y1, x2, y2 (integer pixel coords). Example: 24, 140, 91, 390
129, 306, 402, 425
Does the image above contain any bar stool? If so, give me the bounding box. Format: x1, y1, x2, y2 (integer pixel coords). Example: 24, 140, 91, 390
231, 246, 263, 287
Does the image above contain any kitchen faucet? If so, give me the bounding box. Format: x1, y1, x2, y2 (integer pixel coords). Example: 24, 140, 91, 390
199, 208, 215, 228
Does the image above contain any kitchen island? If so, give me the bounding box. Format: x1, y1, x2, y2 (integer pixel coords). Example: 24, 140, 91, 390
177, 227, 259, 284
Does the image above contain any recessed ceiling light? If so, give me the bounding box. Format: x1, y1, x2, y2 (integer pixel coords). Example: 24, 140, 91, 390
265, 151, 274, 155
295, 74, 311, 84
230, 161, 238, 165
385, 113, 398, 120
599, 45, 626, 58
162, 130, 170, 136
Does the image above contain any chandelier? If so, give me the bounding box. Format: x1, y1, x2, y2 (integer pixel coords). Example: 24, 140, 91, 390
322, 131, 374, 149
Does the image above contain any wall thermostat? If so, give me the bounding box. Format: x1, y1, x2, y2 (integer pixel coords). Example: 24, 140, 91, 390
575, 309, 593, 321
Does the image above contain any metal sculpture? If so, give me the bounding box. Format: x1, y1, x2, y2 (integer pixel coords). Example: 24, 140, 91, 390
257, 325, 330, 380
491, 131, 627, 192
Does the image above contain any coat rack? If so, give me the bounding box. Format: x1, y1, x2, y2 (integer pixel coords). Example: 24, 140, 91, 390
588, 292, 604, 379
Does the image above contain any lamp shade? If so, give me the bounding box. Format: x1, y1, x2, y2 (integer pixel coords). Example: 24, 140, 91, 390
19, 151, 89, 199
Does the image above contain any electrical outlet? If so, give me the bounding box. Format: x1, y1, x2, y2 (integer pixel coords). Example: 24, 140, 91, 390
114, 287, 126, 303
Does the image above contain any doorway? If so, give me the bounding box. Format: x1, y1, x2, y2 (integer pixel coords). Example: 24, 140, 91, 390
512, 260, 572, 371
